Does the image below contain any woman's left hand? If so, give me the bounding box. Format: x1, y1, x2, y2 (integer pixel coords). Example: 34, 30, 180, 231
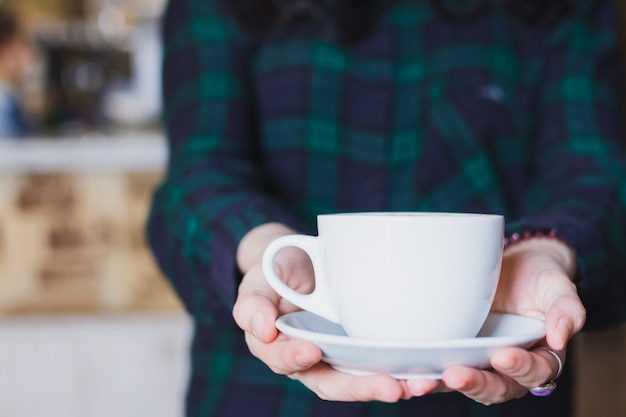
406, 238, 586, 405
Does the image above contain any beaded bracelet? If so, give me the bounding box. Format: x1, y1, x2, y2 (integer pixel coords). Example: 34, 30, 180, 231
503, 229, 560, 250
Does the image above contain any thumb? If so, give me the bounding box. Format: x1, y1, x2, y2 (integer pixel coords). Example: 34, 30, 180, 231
544, 291, 586, 351
233, 265, 281, 343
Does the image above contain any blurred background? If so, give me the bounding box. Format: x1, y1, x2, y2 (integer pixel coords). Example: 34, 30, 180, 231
0, 1, 623, 416
0, 1, 190, 417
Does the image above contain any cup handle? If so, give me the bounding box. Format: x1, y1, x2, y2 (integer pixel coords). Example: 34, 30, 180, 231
262, 235, 339, 323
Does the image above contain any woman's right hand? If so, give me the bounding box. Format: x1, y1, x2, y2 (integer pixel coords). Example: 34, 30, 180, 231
232, 223, 411, 402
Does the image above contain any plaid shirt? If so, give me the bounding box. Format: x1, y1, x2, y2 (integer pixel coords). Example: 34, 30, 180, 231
147, 0, 626, 415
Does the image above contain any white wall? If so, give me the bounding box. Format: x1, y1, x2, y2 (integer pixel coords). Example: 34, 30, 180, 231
0, 314, 192, 417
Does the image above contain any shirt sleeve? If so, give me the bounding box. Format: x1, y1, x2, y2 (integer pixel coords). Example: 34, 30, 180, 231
507, 0, 626, 329
146, 0, 309, 325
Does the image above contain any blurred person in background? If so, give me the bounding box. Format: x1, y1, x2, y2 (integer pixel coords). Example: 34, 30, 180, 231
0, 5, 32, 139
148, 0, 626, 416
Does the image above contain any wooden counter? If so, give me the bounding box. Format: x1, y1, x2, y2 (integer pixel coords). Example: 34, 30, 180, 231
0, 134, 182, 314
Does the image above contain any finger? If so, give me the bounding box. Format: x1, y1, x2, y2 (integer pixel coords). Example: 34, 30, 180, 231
406, 378, 447, 396
397, 380, 415, 400
233, 266, 282, 343
544, 293, 586, 351
529, 268, 585, 351
244, 331, 322, 375
294, 363, 406, 402
442, 366, 526, 406
490, 346, 563, 389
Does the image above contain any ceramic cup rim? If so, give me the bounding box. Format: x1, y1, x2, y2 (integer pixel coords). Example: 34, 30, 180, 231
318, 211, 503, 219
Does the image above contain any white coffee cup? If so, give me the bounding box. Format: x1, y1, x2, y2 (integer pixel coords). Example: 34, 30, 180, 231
262, 212, 504, 341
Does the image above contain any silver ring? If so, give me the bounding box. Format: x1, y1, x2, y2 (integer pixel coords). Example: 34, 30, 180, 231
529, 347, 563, 397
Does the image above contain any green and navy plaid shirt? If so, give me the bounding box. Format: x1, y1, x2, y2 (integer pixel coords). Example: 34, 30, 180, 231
148, 0, 626, 415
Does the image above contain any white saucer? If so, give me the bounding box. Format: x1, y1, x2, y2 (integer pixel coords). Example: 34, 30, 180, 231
276, 311, 545, 379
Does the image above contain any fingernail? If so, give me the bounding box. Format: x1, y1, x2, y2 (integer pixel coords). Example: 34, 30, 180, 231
411, 389, 426, 397
557, 319, 570, 336
555, 319, 570, 348
493, 349, 517, 372
295, 352, 312, 367
407, 381, 428, 397
252, 314, 264, 340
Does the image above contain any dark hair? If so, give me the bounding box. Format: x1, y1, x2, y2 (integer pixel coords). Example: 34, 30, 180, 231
226, 0, 574, 42
225, 0, 384, 43
0, 6, 18, 49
